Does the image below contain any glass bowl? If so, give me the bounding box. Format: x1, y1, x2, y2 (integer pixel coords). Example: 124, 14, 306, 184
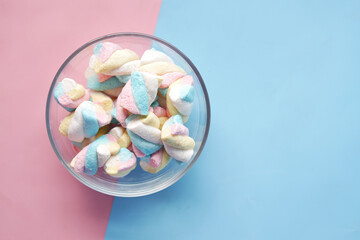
46, 33, 210, 197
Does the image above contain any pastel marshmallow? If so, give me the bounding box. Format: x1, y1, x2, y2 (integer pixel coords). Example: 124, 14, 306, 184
126, 112, 163, 155
59, 101, 112, 142
140, 48, 174, 65
70, 134, 120, 175
119, 71, 159, 115
131, 143, 146, 158
153, 106, 167, 118
53, 78, 90, 111
152, 106, 168, 130
93, 47, 139, 74
72, 125, 110, 149
139, 61, 186, 76
166, 75, 195, 123
86, 67, 127, 95
108, 126, 131, 149
103, 60, 141, 76
139, 147, 171, 174
161, 115, 195, 162
112, 99, 130, 128
159, 72, 185, 88
89, 91, 114, 114
104, 148, 137, 178
91, 42, 122, 64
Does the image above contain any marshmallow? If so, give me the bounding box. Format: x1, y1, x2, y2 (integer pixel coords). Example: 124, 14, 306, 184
53, 78, 90, 111
103, 60, 141, 76
153, 106, 167, 118
126, 113, 163, 155
140, 48, 174, 65
139, 49, 185, 75
161, 115, 195, 162
59, 101, 112, 142
72, 125, 110, 149
139, 148, 171, 174
131, 143, 146, 158
158, 72, 185, 105
119, 71, 159, 115
91, 42, 122, 64
70, 134, 120, 175
86, 67, 128, 96
166, 75, 195, 123
108, 126, 131, 149
153, 106, 168, 130
112, 99, 130, 128
139, 61, 186, 76
89, 91, 114, 114
104, 148, 137, 178
91, 43, 139, 74
159, 72, 185, 89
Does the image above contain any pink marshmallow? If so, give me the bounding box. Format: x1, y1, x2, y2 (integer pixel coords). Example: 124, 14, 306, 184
73, 145, 89, 172
132, 143, 146, 158
95, 108, 111, 126
98, 42, 122, 63
115, 100, 130, 127
149, 148, 163, 168
118, 79, 140, 114
181, 75, 194, 85
57, 89, 91, 109
159, 72, 185, 88
171, 123, 189, 136
98, 73, 113, 82
118, 153, 137, 172
153, 106, 167, 117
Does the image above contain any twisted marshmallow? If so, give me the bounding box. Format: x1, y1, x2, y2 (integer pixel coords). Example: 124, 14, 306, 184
59, 100, 112, 142
126, 112, 163, 155
161, 115, 195, 162
86, 67, 129, 97
70, 133, 120, 175
119, 71, 159, 115
90, 42, 139, 74
72, 125, 110, 149
139, 147, 171, 174
53, 78, 90, 111
104, 148, 137, 178
139, 49, 186, 75
166, 75, 195, 123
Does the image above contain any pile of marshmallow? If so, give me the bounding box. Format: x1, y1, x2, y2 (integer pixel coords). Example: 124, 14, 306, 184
54, 42, 196, 178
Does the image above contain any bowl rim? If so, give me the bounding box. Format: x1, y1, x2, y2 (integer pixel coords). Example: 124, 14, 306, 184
45, 32, 211, 197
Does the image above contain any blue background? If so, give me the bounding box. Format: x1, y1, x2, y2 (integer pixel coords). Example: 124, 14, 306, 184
106, 0, 360, 239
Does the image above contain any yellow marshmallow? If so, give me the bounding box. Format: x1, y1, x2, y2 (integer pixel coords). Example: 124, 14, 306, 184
95, 49, 139, 74
139, 61, 186, 75
159, 117, 168, 130
140, 150, 171, 174
59, 112, 74, 136
141, 112, 160, 128
90, 91, 114, 112
166, 81, 189, 123
106, 142, 121, 155
161, 127, 195, 150
81, 125, 110, 148
118, 131, 131, 148
67, 85, 85, 100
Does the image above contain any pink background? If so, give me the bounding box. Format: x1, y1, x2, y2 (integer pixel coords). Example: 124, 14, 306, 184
0, 0, 161, 239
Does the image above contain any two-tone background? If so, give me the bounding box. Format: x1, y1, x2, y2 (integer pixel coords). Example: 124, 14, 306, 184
1, 0, 360, 239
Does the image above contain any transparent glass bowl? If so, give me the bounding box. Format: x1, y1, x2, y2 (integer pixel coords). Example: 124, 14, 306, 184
46, 33, 210, 197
